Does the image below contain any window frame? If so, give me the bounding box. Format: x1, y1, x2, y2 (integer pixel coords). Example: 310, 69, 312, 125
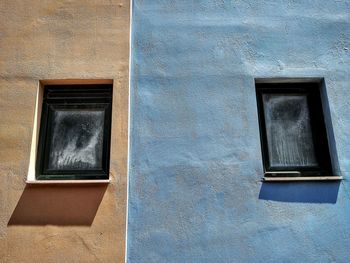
255, 81, 333, 178
35, 84, 113, 180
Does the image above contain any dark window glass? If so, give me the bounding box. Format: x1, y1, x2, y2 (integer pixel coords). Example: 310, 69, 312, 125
256, 82, 332, 177
48, 109, 105, 170
263, 94, 317, 167
36, 84, 112, 180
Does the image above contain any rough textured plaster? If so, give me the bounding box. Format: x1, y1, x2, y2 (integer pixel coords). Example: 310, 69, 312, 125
128, 1, 350, 262
0, 1, 129, 262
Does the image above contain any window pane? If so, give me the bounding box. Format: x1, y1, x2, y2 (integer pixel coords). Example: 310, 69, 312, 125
48, 110, 105, 170
262, 94, 318, 167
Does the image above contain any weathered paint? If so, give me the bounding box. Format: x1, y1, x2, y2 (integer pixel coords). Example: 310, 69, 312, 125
128, 1, 350, 262
0, 1, 129, 262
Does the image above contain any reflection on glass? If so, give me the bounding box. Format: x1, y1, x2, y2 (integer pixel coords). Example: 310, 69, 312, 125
48, 110, 105, 170
263, 94, 318, 167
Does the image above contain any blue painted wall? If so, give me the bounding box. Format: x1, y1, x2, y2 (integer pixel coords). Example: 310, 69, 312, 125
128, 1, 350, 262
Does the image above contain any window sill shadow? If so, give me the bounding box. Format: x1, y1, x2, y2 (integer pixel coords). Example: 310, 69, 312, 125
258, 181, 340, 204
8, 184, 107, 226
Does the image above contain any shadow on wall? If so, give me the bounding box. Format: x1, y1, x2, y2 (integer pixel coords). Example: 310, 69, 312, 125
259, 181, 340, 204
8, 184, 107, 226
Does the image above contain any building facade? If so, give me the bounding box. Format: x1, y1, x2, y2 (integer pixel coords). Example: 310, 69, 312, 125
1, 0, 350, 262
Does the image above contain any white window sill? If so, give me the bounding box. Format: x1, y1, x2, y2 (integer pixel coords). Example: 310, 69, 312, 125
263, 176, 342, 182
26, 179, 110, 184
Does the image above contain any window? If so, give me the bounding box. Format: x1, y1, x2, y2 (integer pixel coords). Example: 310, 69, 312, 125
256, 81, 333, 178
36, 84, 113, 180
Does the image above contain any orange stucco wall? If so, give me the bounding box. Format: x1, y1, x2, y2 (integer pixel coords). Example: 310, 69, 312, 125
0, 1, 129, 262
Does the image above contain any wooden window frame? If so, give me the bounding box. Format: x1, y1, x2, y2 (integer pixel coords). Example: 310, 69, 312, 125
255, 81, 333, 178
36, 84, 113, 180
